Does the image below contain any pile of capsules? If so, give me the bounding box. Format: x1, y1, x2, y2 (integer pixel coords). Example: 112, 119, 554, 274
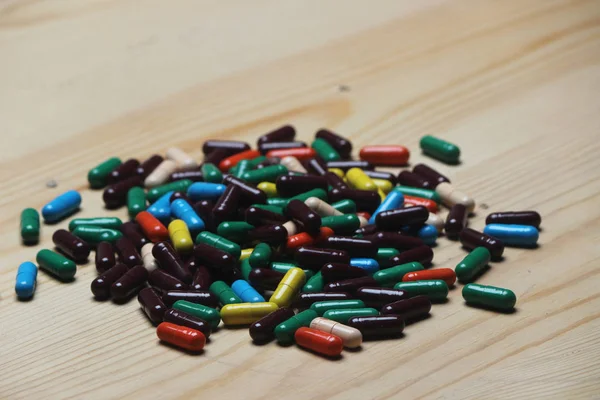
16, 126, 541, 357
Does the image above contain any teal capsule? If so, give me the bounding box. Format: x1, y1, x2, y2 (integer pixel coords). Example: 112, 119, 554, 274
36, 249, 76, 281
147, 179, 193, 203
455, 247, 491, 283
310, 300, 366, 316
249, 243, 272, 268
217, 221, 254, 243
394, 280, 449, 301
210, 281, 242, 306
41, 190, 81, 223
68, 217, 123, 231
321, 214, 360, 235
302, 271, 324, 292
274, 309, 318, 345
127, 187, 146, 219
15, 261, 38, 299
311, 138, 341, 162
267, 197, 288, 207
331, 199, 357, 214
376, 248, 400, 267
271, 262, 314, 280
233, 160, 251, 178
241, 165, 288, 184
350, 258, 379, 274
462, 283, 516, 311
173, 300, 221, 329
240, 258, 253, 281
483, 224, 539, 247
88, 157, 122, 189
201, 163, 223, 183
196, 231, 241, 258
419, 135, 461, 164
395, 186, 441, 204
373, 262, 424, 286
323, 308, 379, 324
20, 208, 40, 245
72, 226, 123, 245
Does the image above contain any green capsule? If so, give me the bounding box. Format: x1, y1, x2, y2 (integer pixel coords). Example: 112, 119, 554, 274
321, 214, 360, 235
311, 138, 341, 162
331, 199, 356, 214
196, 231, 241, 258
394, 280, 449, 301
217, 221, 254, 243
234, 159, 251, 178
267, 197, 288, 207
373, 262, 424, 286
288, 188, 328, 204
240, 258, 253, 281
36, 249, 76, 281
395, 186, 441, 203
20, 208, 40, 244
462, 283, 516, 311
419, 135, 460, 164
126, 187, 146, 219
271, 262, 314, 280
251, 204, 284, 215
68, 217, 123, 232
72, 226, 123, 245
173, 300, 221, 329
147, 179, 193, 203
209, 281, 242, 306
455, 247, 491, 283
88, 157, 122, 189
241, 165, 288, 184
323, 308, 379, 324
229, 164, 240, 177
201, 163, 223, 183
249, 242, 272, 268
376, 248, 400, 267
274, 309, 318, 345
310, 300, 366, 316
302, 271, 324, 292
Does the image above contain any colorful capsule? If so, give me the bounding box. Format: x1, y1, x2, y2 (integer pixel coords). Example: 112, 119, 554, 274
137, 155, 164, 179
165, 147, 197, 170
436, 182, 475, 212
359, 145, 409, 166
209, 281, 242, 305
312, 138, 341, 162
257, 182, 278, 198
20, 208, 40, 244
240, 247, 253, 260
270, 267, 306, 308
88, 157, 122, 188
72, 226, 122, 245
266, 147, 316, 160
196, 231, 241, 258
187, 182, 227, 202
126, 187, 146, 219
157, 322, 205, 352
369, 188, 404, 224
242, 164, 288, 184
249, 307, 295, 342
218, 149, 261, 171
41, 190, 81, 223
325, 276, 377, 294
249, 242, 272, 268
274, 309, 318, 344
170, 199, 205, 234
419, 135, 460, 164
322, 308, 379, 324
455, 247, 491, 283
168, 220, 193, 254
355, 287, 407, 308
381, 295, 431, 320
147, 180, 192, 203
220, 302, 279, 326
295, 247, 350, 271
271, 262, 314, 280
163, 308, 212, 338
201, 162, 223, 183
445, 204, 468, 239
462, 283, 516, 311
310, 317, 362, 348
302, 271, 324, 293
232, 280, 265, 303
36, 249, 76, 281
395, 186, 441, 204
310, 299, 366, 316
388, 245, 434, 267
321, 214, 361, 235
305, 197, 342, 217
136, 211, 168, 243
203, 139, 251, 155
393, 280, 448, 301
315, 129, 352, 159
403, 195, 438, 213
349, 258, 379, 274
460, 228, 505, 259
346, 168, 378, 192
15, 261, 37, 299
146, 191, 172, 222
120, 221, 149, 249
217, 221, 254, 243
347, 315, 404, 338
372, 262, 424, 286
172, 300, 221, 329
145, 160, 177, 187
403, 268, 456, 287
140, 243, 158, 272
486, 211, 541, 228
295, 327, 343, 357
68, 217, 123, 231
483, 224, 539, 247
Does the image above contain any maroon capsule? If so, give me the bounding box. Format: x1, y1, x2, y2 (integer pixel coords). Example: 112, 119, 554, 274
212, 266, 242, 284
190, 265, 212, 290
356, 287, 408, 308
202, 140, 251, 155
115, 237, 142, 268
95, 241, 116, 273
120, 221, 149, 250
323, 236, 377, 258
213, 185, 242, 223
486, 211, 541, 228
107, 158, 140, 184
324, 172, 348, 190
255, 158, 281, 169
389, 245, 434, 266
91, 263, 129, 300
192, 200, 216, 232
347, 315, 405, 338
295, 247, 350, 271
102, 175, 143, 209
285, 200, 321, 234
412, 163, 450, 187
153, 242, 192, 283
169, 191, 192, 203
381, 295, 432, 321
375, 206, 429, 230
203, 149, 230, 165
249, 224, 288, 246
354, 225, 378, 237
326, 160, 373, 171
148, 269, 188, 291
364, 170, 397, 185
315, 129, 353, 159
321, 263, 368, 283
293, 292, 352, 309
276, 175, 328, 198
325, 276, 378, 294
257, 125, 296, 146
245, 206, 287, 226
193, 243, 236, 271
249, 307, 296, 343
259, 141, 307, 154
138, 287, 167, 325
222, 175, 267, 205
397, 171, 434, 189
52, 229, 90, 263
329, 188, 380, 213
163, 308, 212, 338
460, 228, 505, 259
249, 268, 284, 290
136, 155, 164, 179
304, 157, 328, 176
162, 290, 218, 308
169, 170, 203, 183
445, 204, 468, 239
366, 232, 424, 250
110, 265, 148, 301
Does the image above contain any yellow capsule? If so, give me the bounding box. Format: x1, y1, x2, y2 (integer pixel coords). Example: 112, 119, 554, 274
257, 182, 278, 198
269, 267, 306, 307
240, 247, 254, 260
373, 178, 393, 194
168, 219, 193, 254
220, 302, 279, 326
346, 168, 377, 191
378, 188, 387, 202
328, 168, 345, 178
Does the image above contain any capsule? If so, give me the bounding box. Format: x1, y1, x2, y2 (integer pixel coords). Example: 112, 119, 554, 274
111, 265, 148, 301
163, 308, 212, 338
20, 208, 40, 245
437, 183, 475, 213
249, 224, 288, 246
463, 283, 516, 311
220, 302, 278, 326
349, 258, 379, 274
165, 147, 197, 171
309, 317, 362, 348
324, 236, 377, 258
375, 206, 429, 230
148, 269, 188, 291
403, 195, 438, 213
106, 158, 139, 184
125, 186, 146, 219
321, 214, 361, 235
157, 322, 205, 352
346, 168, 378, 192
94, 242, 115, 273
257, 125, 296, 145
41, 190, 81, 223
483, 224, 539, 247
304, 197, 342, 218
347, 315, 404, 338
187, 182, 227, 202
295, 247, 350, 271
90, 263, 129, 299
241, 164, 288, 184
138, 287, 167, 324
196, 231, 241, 258
115, 237, 142, 268
274, 309, 318, 345
209, 281, 242, 305
136, 211, 169, 243
257, 182, 278, 198
162, 290, 218, 308
279, 156, 307, 174
249, 242, 272, 268
393, 280, 448, 301
285, 200, 321, 234
398, 171, 434, 189
170, 200, 204, 234
388, 245, 434, 267
381, 295, 432, 320
245, 205, 286, 226
36, 249, 76, 281
143, 160, 176, 187
140, 243, 158, 272
275, 175, 328, 198
315, 129, 352, 159
15, 261, 38, 299
136, 155, 164, 180
329, 188, 380, 214
52, 229, 91, 263
321, 263, 367, 283
68, 217, 123, 231
249, 307, 295, 342
455, 247, 491, 283
312, 138, 341, 162
231, 280, 264, 303
372, 262, 424, 286
355, 287, 407, 308
153, 241, 192, 283
217, 221, 254, 243
445, 204, 468, 239
146, 191, 173, 222
460, 228, 505, 259
403, 268, 456, 287
203, 139, 251, 155
190, 266, 212, 290
287, 188, 328, 205
293, 292, 352, 309
218, 149, 261, 171
322, 308, 379, 324
103, 176, 144, 209
372, 178, 393, 194
367, 232, 424, 251
324, 277, 377, 294
419, 135, 460, 164
88, 157, 122, 188
302, 271, 325, 293
326, 160, 373, 171
486, 211, 541, 228
261, 142, 307, 156
120, 221, 149, 249
369, 188, 404, 224
269, 267, 306, 307
294, 327, 343, 357
310, 299, 366, 316
172, 300, 221, 329
357, 145, 409, 166
212, 185, 241, 223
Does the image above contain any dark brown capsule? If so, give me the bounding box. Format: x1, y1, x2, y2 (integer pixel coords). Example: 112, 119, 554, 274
295, 246, 350, 271
249, 268, 284, 290
354, 224, 378, 237
213, 185, 242, 223
445, 204, 468, 239
315, 129, 352, 159
326, 160, 373, 171
381, 295, 431, 320
102, 175, 143, 209
459, 228, 505, 259
110, 265, 148, 301
193, 200, 216, 232
486, 211, 541, 228
169, 170, 204, 183
148, 269, 188, 291
412, 164, 450, 187
136, 155, 164, 179
95, 241, 116, 273
248, 224, 288, 246
120, 221, 149, 250
249, 307, 296, 343
153, 242, 192, 283
245, 206, 287, 226
397, 171, 434, 189
366, 232, 424, 250
255, 157, 281, 169
375, 206, 429, 230
202, 140, 251, 155
364, 170, 397, 185
203, 149, 230, 165
91, 263, 129, 300
285, 200, 321, 234
323, 236, 377, 258
325, 276, 378, 294
222, 175, 267, 205
276, 175, 328, 198
193, 243, 237, 271
347, 315, 405, 338
293, 292, 352, 309
356, 287, 408, 308
388, 245, 434, 266
52, 229, 90, 263
303, 157, 328, 176
259, 141, 307, 154
138, 287, 167, 325
330, 188, 380, 213
190, 265, 212, 290
107, 158, 140, 184
163, 308, 212, 338
162, 290, 218, 308
257, 125, 296, 145
115, 237, 142, 268
321, 263, 368, 283
212, 266, 242, 284
169, 191, 192, 203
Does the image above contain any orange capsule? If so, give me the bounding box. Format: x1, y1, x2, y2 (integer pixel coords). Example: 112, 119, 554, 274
135, 211, 169, 243
402, 268, 456, 287
403, 195, 438, 213
156, 322, 206, 352
218, 149, 261, 171
287, 227, 334, 250
294, 327, 343, 357
266, 148, 316, 160
359, 145, 410, 166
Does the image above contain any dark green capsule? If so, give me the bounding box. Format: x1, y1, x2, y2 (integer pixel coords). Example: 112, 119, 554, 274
68, 217, 123, 231
20, 208, 40, 244
72, 226, 123, 245
196, 231, 241, 258
201, 163, 223, 183
271, 262, 313, 280
455, 247, 491, 283
209, 281, 242, 306
173, 300, 221, 329
240, 258, 253, 281
310, 300, 366, 316
395, 186, 441, 204
241, 165, 288, 184
147, 179, 193, 203
217, 221, 254, 243
302, 271, 324, 293
311, 138, 341, 162
288, 188, 328, 204
331, 199, 357, 214
373, 262, 424, 286
266, 197, 288, 207
376, 248, 400, 267
274, 309, 318, 345
394, 280, 449, 301
36, 249, 76, 281
462, 283, 516, 311
234, 159, 251, 178
249, 242, 272, 268
88, 157, 122, 189
419, 135, 461, 164
321, 214, 360, 235
251, 204, 284, 215
323, 308, 379, 324
126, 187, 146, 219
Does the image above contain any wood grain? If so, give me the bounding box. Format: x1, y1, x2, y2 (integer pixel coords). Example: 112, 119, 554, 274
1, 0, 600, 399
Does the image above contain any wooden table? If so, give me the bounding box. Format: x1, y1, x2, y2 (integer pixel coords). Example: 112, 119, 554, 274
1, 1, 599, 398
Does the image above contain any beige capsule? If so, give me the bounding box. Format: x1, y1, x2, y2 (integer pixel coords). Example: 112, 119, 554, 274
304, 197, 343, 217
280, 156, 307, 174
282, 220, 298, 236
435, 182, 475, 213
166, 147, 198, 171
141, 243, 158, 272
310, 317, 362, 348
358, 215, 369, 227
426, 212, 444, 233
144, 159, 177, 188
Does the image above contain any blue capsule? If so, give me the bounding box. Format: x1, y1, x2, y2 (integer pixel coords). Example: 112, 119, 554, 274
369, 188, 404, 224
350, 258, 380, 274
483, 224, 539, 247
15, 261, 38, 299
187, 182, 227, 202
41, 190, 81, 223
231, 280, 265, 303
171, 199, 205, 234
147, 191, 173, 222
417, 224, 438, 245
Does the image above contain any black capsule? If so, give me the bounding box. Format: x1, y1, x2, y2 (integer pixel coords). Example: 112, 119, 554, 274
162, 290, 219, 308
381, 295, 432, 321
193, 243, 237, 271
245, 206, 287, 226
321, 263, 368, 283
259, 141, 306, 154
222, 175, 267, 204
148, 269, 188, 291
91, 263, 129, 300
257, 125, 296, 146
202, 140, 251, 155
293, 292, 352, 309
323, 236, 377, 258
364, 170, 397, 185
169, 170, 204, 183
397, 171, 434, 189
163, 308, 212, 338
347, 315, 405, 338
107, 158, 140, 184
485, 211, 541, 228
115, 237, 142, 268
303, 157, 328, 176
295, 246, 350, 271
375, 206, 429, 230
95, 241, 116, 273
213, 185, 242, 223
153, 242, 192, 283
326, 160, 373, 171
136, 155, 164, 179
52, 229, 91, 263
445, 204, 468, 239
325, 276, 378, 294
110, 265, 149, 301
249, 307, 296, 343
138, 287, 167, 325
330, 188, 380, 213
388, 245, 434, 266
366, 232, 424, 250
203, 149, 230, 165
356, 287, 408, 308
190, 265, 212, 290
285, 200, 321, 234
103, 176, 144, 209
248, 224, 288, 246
412, 164, 450, 187
249, 268, 284, 290
315, 129, 353, 159
460, 228, 505, 259
276, 175, 329, 198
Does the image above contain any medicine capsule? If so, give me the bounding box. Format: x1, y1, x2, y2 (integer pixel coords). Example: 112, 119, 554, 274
203, 139, 251, 155
144, 160, 177, 187
140, 243, 158, 272
393, 280, 449, 301
241, 164, 288, 184
136, 155, 164, 180
445, 204, 468, 239
347, 315, 404, 338
322, 263, 367, 283
425, 213, 444, 233
295, 327, 344, 357
369, 188, 405, 225
20, 208, 40, 245
218, 149, 261, 171
157, 322, 206, 352
403, 268, 456, 287
136, 211, 169, 243
381, 295, 431, 320
199, 162, 221, 183
187, 182, 227, 201
327, 160, 374, 171
270, 262, 313, 280
310, 299, 366, 316
240, 247, 253, 260
312, 138, 341, 162
274, 309, 318, 345
91, 263, 129, 299
120, 221, 149, 249
167, 220, 193, 254
246, 205, 286, 226
315, 129, 352, 158
325, 276, 378, 294
52, 229, 91, 263
36, 249, 76, 281
153, 241, 192, 283
111, 265, 148, 301
276, 175, 328, 198
163, 308, 212, 338
270, 267, 306, 307
395, 186, 441, 204
355, 287, 407, 308
375, 206, 429, 230
259, 140, 306, 154
88, 157, 122, 188
217, 221, 255, 243
146, 191, 173, 222
328, 168, 345, 178
293, 292, 351, 309
73, 227, 122, 246
372, 262, 424, 286
403, 195, 438, 213
304, 197, 342, 217
231, 280, 265, 303
266, 147, 316, 160
455, 247, 491, 283
388, 245, 434, 267
483, 224, 539, 247
138, 287, 167, 324
436, 182, 475, 213
196, 231, 241, 258
94, 241, 115, 273
103, 176, 143, 208
419, 135, 460, 164
346, 168, 378, 191
220, 302, 279, 326
324, 236, 377, 258
15, 261, 37, 299
310, 317, 362, 348
107, 158, 139, 184
68, 217, 123, 231
148, 180, 194, 203
280, 155, 307, 173
349, 258, 379, 274
460, 228, 505, 259
288, 188, 328, 205
126, 187, 146, 219
486, 211, 541, 228
248, 224, 288, 246
358, 145, 409, 166
285, 200, 321, 234
249, 242, 272, 268
295, 246, 350, 271
372, 178, 393, 194
42, 190, 81, 223
321, 214, 361, 235
148, 269, 188, 292
210, 281, 242, 305
173, 300, 221, 329
398, 171, 434, 189
162, 290, 218, 308
249, 307, 295, 342
257, 125, 296, 145
323, 308, 379, 324
412, 163, 450, 187
367, 232, 424, 250
114, 236, 142, 268
330, 188, 380, 214
190, 266, 212, 290
257, 182, 278, 198
376, 248, 400, 267
302, 271, 325, 293
463, 283, 516, 311
194, 241, 237, 272
166, 147, 198, 170
170, 200, 205, 234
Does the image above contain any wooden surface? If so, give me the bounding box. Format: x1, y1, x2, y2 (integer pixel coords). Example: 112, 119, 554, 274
1, 0, 600, 399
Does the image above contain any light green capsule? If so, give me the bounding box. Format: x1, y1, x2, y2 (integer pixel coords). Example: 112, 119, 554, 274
394, 280, 449, 301
72, 226, 123, 245
68, 217, 123, 232
196, 231, 241, 258
127, 187, 146, 219
20, 208, 40, 244
88, 157, 121, 189
36, 249, 76, 281
241, 165, 288, 184
249, 243, 272, 268
210, 281, 243, 306
302, 271, 324, 292
274, 309, 318, 345
321, 214, 360, 235
331, 199, 357, 214
373, 262, 424, 287
271, 262, 314, 280
462, 283, 516, 311
173, 300, 221, 329
147, 179, 193, 203
217, 221, 254, 243
376, 248, 400, 267
311, 138, 341, 162
322, 308, 379, 324
310, 300, 366, 316
201, 163, 223, 183
419, 135, 460, 164
455, 247, 491, 283
395, 186, 441, 204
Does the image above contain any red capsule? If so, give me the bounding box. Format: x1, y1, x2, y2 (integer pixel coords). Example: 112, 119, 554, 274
286, 227, 334, 250
135, 211, 168, 243
218, 149, 261, 171
157, 322, 206, 352
403, 268, 456, 287
403, 195, 438, 213
294, 327, 343, 357
359, 145, 410, 166
266, 147, 316, 160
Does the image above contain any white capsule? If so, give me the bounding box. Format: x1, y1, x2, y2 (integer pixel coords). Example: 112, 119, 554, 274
304, 197, 342, 217
310, 317, 362, 348
166, 147, 198, 171
141, 243, 158, 272
426, 213, 444, 232
144, 160, 177, 188
435, 182, 475, 213
358, 215, 369, 227
282, 220, 298, 236
280, 156, 307, 174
